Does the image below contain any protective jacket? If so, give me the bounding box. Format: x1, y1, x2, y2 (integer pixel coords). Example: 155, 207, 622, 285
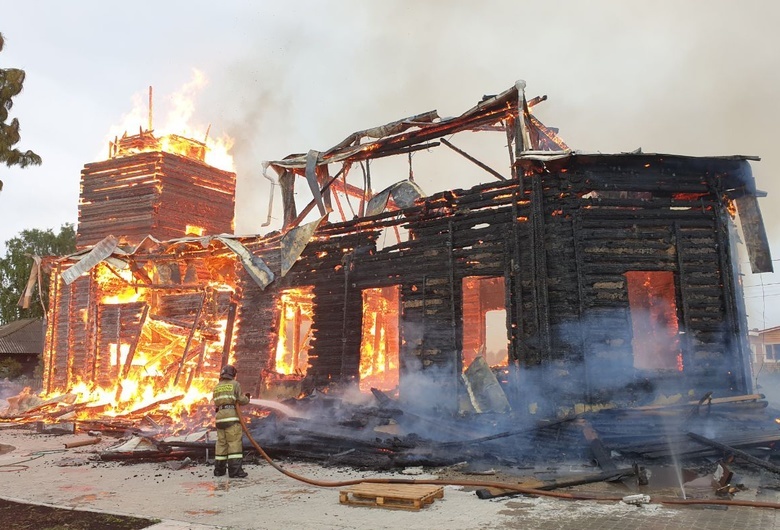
213, 378, 250, 428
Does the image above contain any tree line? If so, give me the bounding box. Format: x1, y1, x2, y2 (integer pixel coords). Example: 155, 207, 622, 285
0, 223, 75, 325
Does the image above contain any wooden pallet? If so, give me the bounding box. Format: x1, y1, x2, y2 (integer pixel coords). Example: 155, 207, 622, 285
339, 483, 444, 511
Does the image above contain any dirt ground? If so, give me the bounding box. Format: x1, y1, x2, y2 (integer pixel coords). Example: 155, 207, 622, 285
1, 424, 780, 530
0, 498, 158, 530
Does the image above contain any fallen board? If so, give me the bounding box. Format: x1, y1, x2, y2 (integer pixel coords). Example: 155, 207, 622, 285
339, 483, 444, 511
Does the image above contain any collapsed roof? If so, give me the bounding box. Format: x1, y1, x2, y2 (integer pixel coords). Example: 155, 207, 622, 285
264, 80, 569, 230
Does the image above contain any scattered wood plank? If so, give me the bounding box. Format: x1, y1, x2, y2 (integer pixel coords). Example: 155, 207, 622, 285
475, 466, 637, 499
339, 483, 443, 511
64, 437, 102, 449
623, 431, 780, 459
629, 394, 765, 412
687, 432, 780, 475
580, 420, 617, 472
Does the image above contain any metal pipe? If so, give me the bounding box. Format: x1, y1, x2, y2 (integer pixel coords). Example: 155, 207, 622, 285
261, 162, 277, 228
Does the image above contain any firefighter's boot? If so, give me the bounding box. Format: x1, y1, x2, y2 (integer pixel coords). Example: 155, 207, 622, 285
214, 459, 227, 477
228, 459, 248, 478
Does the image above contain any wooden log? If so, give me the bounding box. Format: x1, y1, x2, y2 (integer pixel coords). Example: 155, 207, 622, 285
113, 395, 184, 418
221, 301, 238, 369
64, 437, 102, 449
115, 304, 150, 402
440, 138, 507, 181
628, 394, 765, 412
475, 467, 637, 499
97, 450, 198, 462
173, 292, 206, 387
687, 432, 780, 475
580, 420, 617, 472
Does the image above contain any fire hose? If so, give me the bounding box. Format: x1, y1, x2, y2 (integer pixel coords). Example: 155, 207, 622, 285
236, 406, 780, 510
0, 450, 66, 473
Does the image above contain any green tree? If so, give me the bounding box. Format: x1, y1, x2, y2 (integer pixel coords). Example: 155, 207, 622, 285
0, 357, 23, 379
0, 224, 75, 324
1, 32, 42, 192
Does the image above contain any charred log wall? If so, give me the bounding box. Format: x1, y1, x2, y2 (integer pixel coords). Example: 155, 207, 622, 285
297, 233, 370, 387
234, 232, 376, 393
233, 245, 282, 396
77, 151, 235, 249
225, 154, 753, 410
523, 155, 752, 402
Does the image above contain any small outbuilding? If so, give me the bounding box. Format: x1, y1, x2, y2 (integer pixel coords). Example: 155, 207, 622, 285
0, 318, 44, 378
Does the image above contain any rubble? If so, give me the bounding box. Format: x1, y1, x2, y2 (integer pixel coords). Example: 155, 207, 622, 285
4, 381, 780, 505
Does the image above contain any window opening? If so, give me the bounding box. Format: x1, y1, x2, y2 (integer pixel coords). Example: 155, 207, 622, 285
625, 271, 683, 371
462, 276, 508, 370
359, 285, 400, 392
274, 287, 314, 375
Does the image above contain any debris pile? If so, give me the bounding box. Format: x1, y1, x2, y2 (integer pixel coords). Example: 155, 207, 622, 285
3, 384, 780, 500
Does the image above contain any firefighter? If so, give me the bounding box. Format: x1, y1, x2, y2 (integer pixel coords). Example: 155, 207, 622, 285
212, 364, 251, 478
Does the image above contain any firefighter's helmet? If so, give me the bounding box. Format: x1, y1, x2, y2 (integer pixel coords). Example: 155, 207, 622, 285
220, 364, 237, 380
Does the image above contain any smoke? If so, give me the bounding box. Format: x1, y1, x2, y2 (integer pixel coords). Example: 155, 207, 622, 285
0, 379, 26, 412
2, 2, 777, 323
188, 1, 780, 327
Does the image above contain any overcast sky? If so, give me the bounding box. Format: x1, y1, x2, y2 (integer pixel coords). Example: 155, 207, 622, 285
2, 1, 779, 327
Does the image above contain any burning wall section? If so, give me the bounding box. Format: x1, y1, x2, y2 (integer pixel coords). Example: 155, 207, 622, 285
78, 133, 236, 249
43, 130, 238, 421
43, 243, 239, 421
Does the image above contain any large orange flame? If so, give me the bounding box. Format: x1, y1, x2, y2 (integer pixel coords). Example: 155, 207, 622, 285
359, 286, 400, 392
274, 288, 314, 375
40, 263, 235, 429
104, 69, 234, 171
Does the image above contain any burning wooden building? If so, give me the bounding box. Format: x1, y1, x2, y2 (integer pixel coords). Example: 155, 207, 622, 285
43, 129, 237, 416
41, 82, 772, 418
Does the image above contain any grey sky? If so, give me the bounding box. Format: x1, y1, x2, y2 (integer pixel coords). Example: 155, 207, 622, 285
2, 1, 779, 326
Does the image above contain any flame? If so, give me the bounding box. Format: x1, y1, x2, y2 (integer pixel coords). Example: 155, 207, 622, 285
61, 372, 213, 426
725, 198, 737, 218
96, 265, 142, 304
102, 286, 142, 305
42, 312, 227, 427
275, 288, 314, 375
104, 69, 234, 171
359, 286, 400, 392
626, 271, 683, 372
185, 225, 205, 237
38, 263, 237, 429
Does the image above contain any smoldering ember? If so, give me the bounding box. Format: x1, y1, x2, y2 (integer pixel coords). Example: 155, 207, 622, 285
3, 81, 780, 513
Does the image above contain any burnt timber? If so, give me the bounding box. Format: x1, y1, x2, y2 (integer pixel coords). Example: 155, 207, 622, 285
235, 152, 764, 412
77, 137, 236, 249
42, 82, 771, 418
